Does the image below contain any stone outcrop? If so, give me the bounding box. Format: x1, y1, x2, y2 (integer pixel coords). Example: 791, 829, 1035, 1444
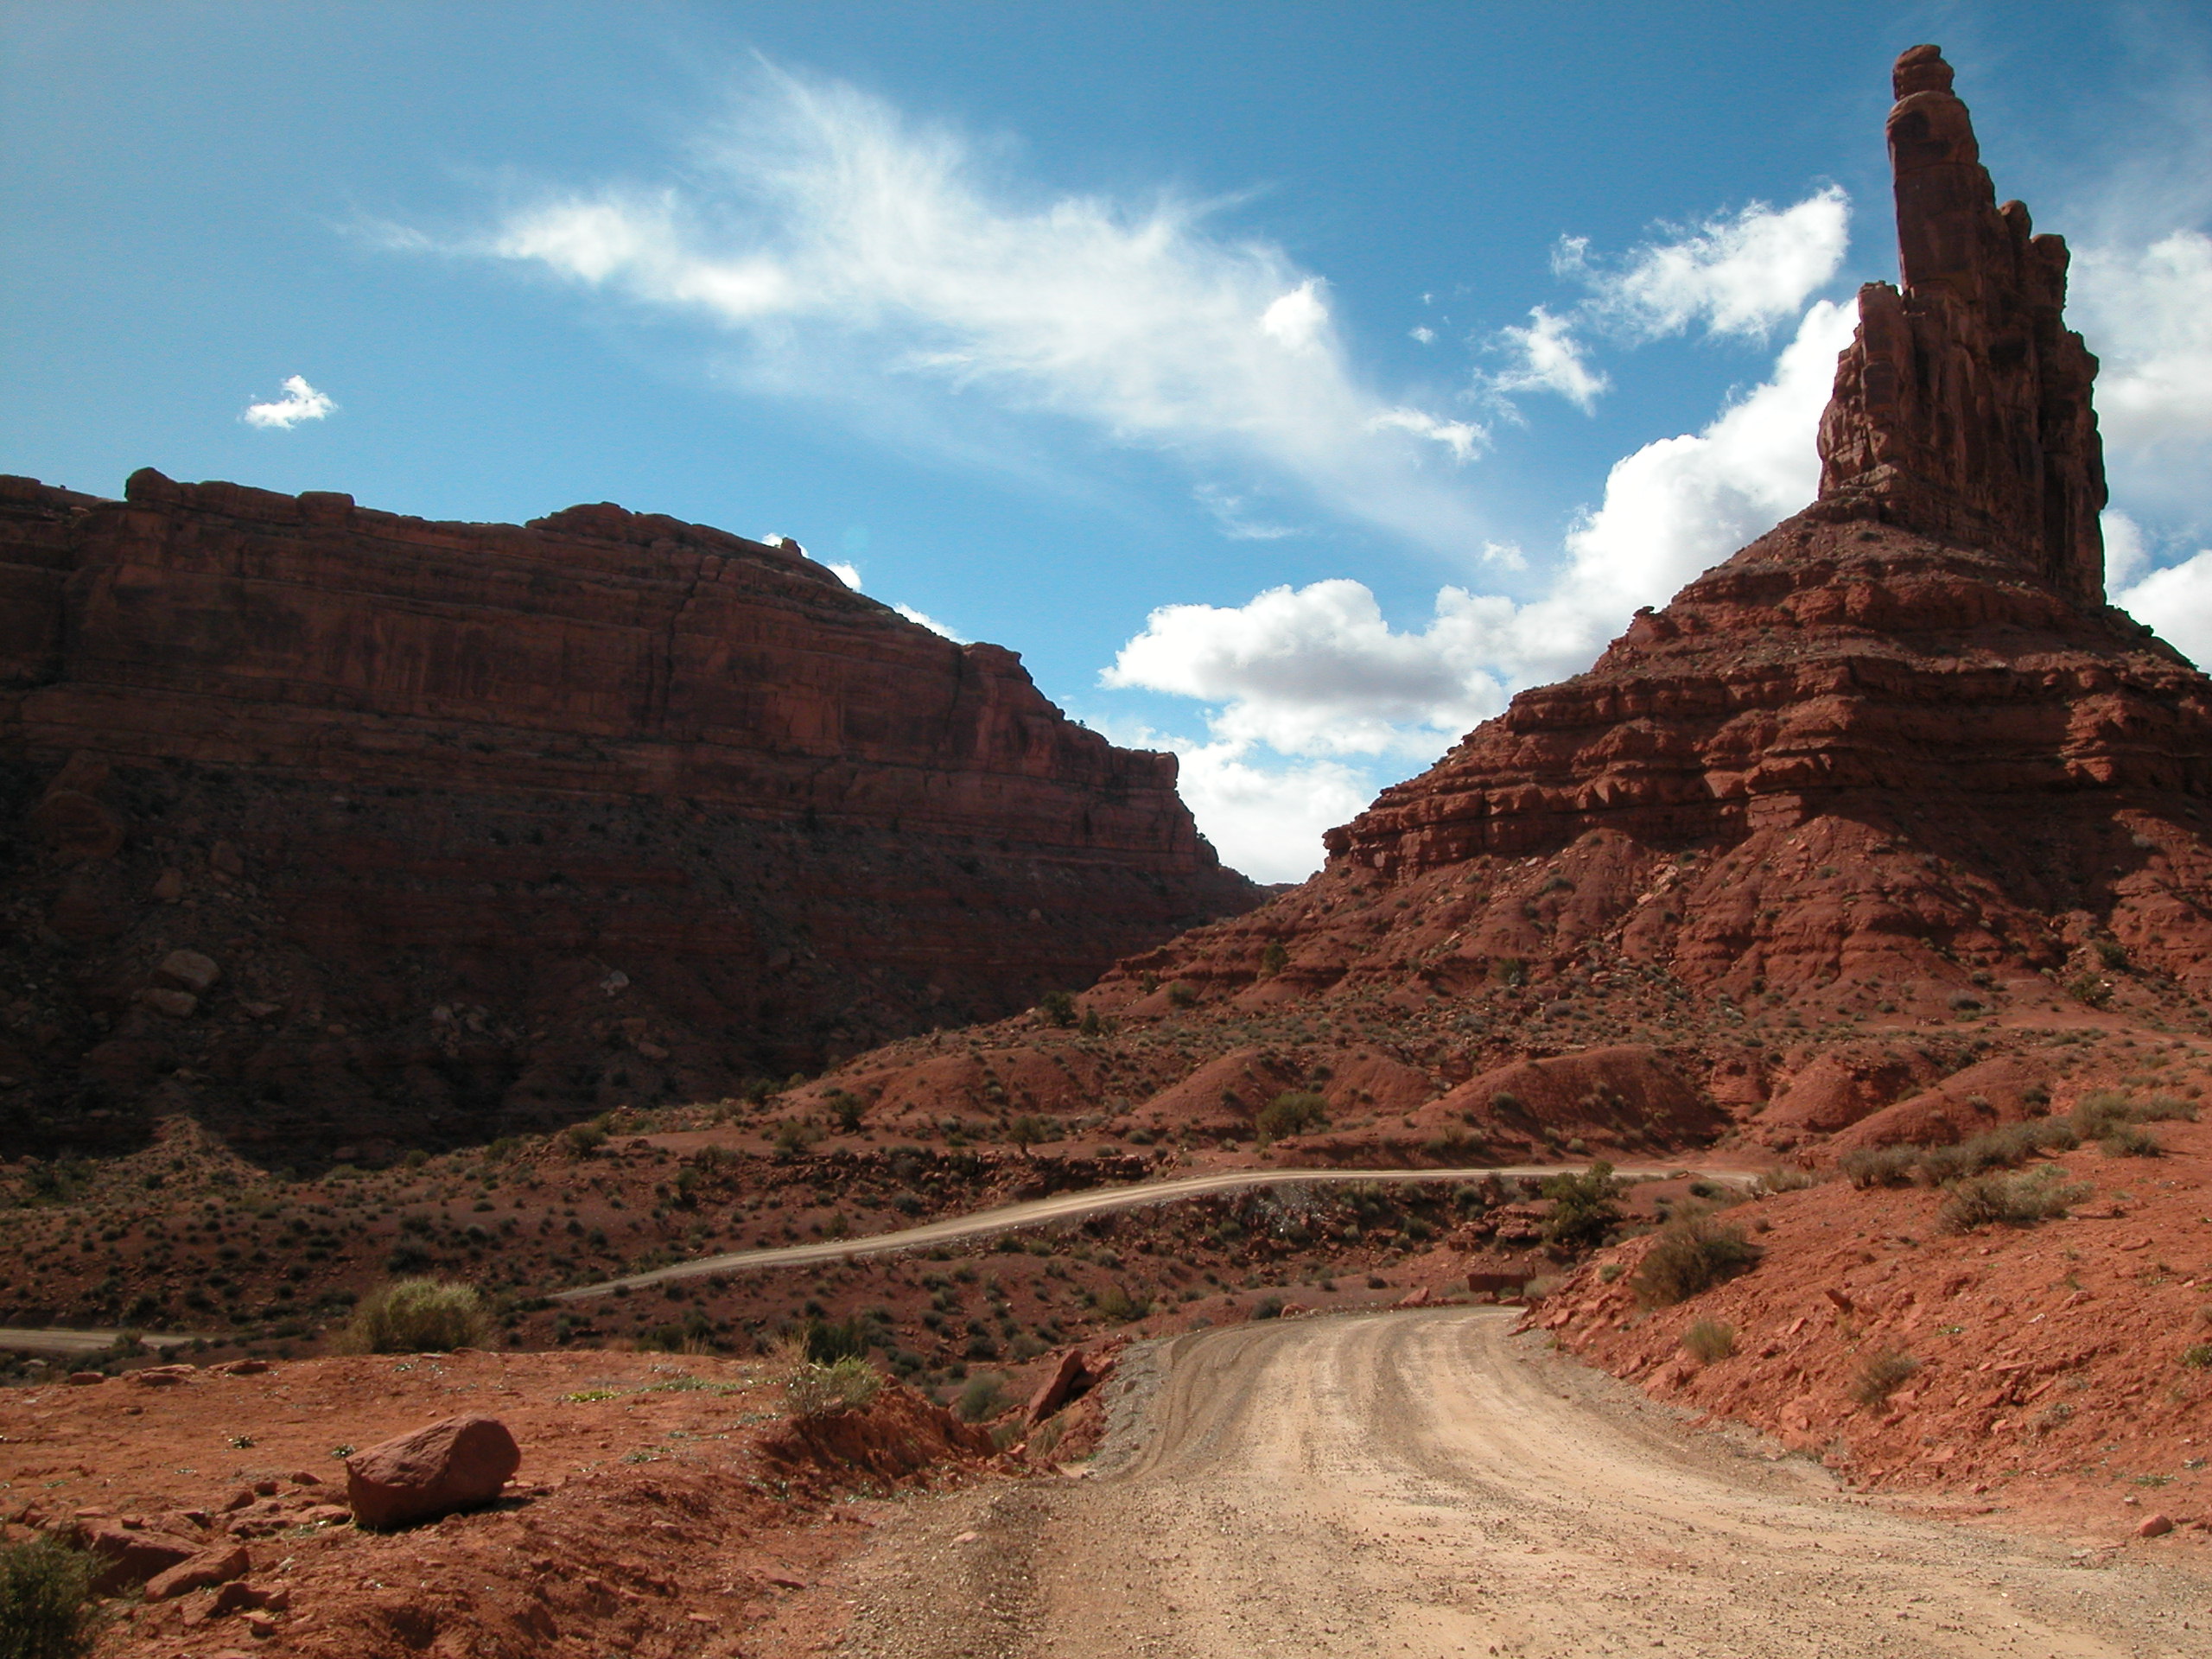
0, 472, 1256, 1159
1816, 43, 2107, 603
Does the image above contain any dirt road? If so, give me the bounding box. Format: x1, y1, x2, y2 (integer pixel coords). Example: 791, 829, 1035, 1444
556, 1163, 1741, 1301
830, 1309, 2207, 1657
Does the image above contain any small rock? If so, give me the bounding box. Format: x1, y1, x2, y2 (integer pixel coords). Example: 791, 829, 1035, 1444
151, 868, 185, 903
144, 1542, 251, 1602
219, 1358, 270, 1376
67, 1371, 105, 1386
345, 1414, 521, 1530
158, 948, 221, 994
137, 987, 198, 1019
2138, 1512, 2175, 1539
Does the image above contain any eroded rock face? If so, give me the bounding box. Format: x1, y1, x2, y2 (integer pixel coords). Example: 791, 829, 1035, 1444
0, 474, 1256, 1159
1307, 46, 2212, 1004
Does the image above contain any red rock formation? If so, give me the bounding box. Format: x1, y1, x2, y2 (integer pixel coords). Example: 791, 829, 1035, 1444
0, 472, 1255, 1159
802, 48, 2212, 1168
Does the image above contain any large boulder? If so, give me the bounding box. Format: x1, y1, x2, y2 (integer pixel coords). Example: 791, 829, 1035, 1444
344, 1414, 521, 1530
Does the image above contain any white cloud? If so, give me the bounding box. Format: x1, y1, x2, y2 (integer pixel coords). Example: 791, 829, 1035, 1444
2115, 544, 2212, 667
452, 67, 1488, 554
1194, 483, 1300, 542
242, 375, 335, 429
1105, 579, 1514, 759
2103, 509, 2152, 588
893, 602, 969, 642
1484, 305, 1607, 412
1105, 297, 1859, 879
1580, 187, 1851, 340
825, 559, 861, 588
1409, 325, 1436, 345
2073, 230, 2212, 513
1480, 189, 1849, 413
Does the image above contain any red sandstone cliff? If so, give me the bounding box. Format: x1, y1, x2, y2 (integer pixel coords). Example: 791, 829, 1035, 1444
0, 471, 1256, 1160
791, 48, 2212, 1167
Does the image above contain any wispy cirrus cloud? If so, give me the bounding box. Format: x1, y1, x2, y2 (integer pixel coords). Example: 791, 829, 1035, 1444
409, 65, 1489, 553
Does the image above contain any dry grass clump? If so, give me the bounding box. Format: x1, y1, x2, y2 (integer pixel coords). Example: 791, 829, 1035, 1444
1680, 1319, 1736, 1364
1938, 1166, 2089, 1232
337, 1278, 490, 1354
1631, 1216, 1762, 1307
770, 1333, 881, 1420
1852, 1350, 1921, 1409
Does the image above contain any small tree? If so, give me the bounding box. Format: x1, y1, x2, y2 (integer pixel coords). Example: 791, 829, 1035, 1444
1256, 1091, 1328, 1147
1037, 990, 1076, 1027
1259, 941, 1289, 977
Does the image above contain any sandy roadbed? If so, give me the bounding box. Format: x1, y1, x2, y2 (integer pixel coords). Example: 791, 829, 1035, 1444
828, 1308, 2208, 1657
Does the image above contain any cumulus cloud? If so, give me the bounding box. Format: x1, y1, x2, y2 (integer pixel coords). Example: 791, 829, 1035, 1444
817, 560, 969, 641
242, 375, 335, 429
893, 602, 969, 642
2115, 543, 2212, 668
2073, 230, 2212, 513
1104, 297, 1859, 877
825, 559, 862, 589
1578, 187, 1852, 340
447, 67, 1487, 553
1105, 579, 1514, 759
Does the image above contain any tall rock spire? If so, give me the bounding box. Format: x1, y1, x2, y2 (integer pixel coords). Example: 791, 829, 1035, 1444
1816, 45, 2108, 604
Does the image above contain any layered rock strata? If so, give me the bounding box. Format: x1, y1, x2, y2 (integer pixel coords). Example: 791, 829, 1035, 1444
0, 471, 1255, 1159
791, 48, 2212, 1166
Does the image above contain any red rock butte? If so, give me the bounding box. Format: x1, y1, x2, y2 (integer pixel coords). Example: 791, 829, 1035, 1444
0, 470, 1256, 1159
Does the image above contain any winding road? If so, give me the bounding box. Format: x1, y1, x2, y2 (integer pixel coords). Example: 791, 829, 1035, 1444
554, 1162, 1734, 1301
829, 1309, 2203, 1657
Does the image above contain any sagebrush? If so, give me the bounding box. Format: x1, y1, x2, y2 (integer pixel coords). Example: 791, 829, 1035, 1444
338, 1278, 489, 1354
0, 1536, 102, 1659
1631, 1216, 1762, 1307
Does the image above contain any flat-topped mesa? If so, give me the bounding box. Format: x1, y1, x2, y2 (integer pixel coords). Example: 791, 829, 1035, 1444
1815, 44, 2107, 604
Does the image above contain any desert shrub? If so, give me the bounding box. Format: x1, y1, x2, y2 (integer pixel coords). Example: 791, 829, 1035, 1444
780, 1351, 881, 1420
824, 1090, 866, 1134
1251, 1294, 1284, 1320
1540, 1162, 1622, 1252
1681, 1319, 1736, 1363
955, 1372, 1010, 1422
1839, 1145, 1917, 1189
2181, 1343, 2212, 1370
1755, 1164, 1815, 1194
2101, 1124, 2164, 1158
1631, 1216, 1762, 1307
339, 1278, 489, 1353
770, 1118, 821, 1160
1938, 1166, 2089, 1231
1095, 1283, 1151, 1323
1036, 990, 1076, 1028
1007, 1114, 1052, 1150
1259, 941, 1288, 977
0, 1536, 103, 1659
1166, 981, 1197, 1008
563, 1122, 607, 1158
798, 1314, 871, 1364
1852, 1351, 1920, 1409
1255, 1091, 1328, 1147
639, 1310, 717, 1353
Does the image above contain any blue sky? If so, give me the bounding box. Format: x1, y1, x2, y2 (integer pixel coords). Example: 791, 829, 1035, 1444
6, 3, 2210, 879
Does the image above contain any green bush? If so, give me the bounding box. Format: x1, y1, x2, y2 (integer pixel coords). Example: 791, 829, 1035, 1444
339, 1278, 490, 1353
1036, 990, 1076, 1028
955, 1372, 1010, 1422
2181, 1343, 2212, 1370
1255, 1091, 1328, 1147
1259, 941, 1288, 977
0, 1536, 102, 1659
563, 1121, 607, 1157
1166, 980, 1198, 1008
1540, 1162, 1622, 1252
1631, 1216, 1762, 1307
781, 1353, 881, 1419
1681, 1319, 1736, 1364
1852, 1350, 1921, 1409
1839, 1145, 1918, 1188
1938, 1166, 2089, 1231
2101, 1124, 2164, 1158
798, 1314, 871, 1364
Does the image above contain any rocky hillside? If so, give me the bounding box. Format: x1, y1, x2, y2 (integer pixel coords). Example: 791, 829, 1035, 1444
0, 473, 1256, 1163
791, 44, 2212, 1170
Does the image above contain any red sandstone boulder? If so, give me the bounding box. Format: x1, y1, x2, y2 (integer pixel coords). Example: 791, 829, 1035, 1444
344, 1414, 521, 1530
143, 1542, 251, 1602
82, 1522, 203, 1594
